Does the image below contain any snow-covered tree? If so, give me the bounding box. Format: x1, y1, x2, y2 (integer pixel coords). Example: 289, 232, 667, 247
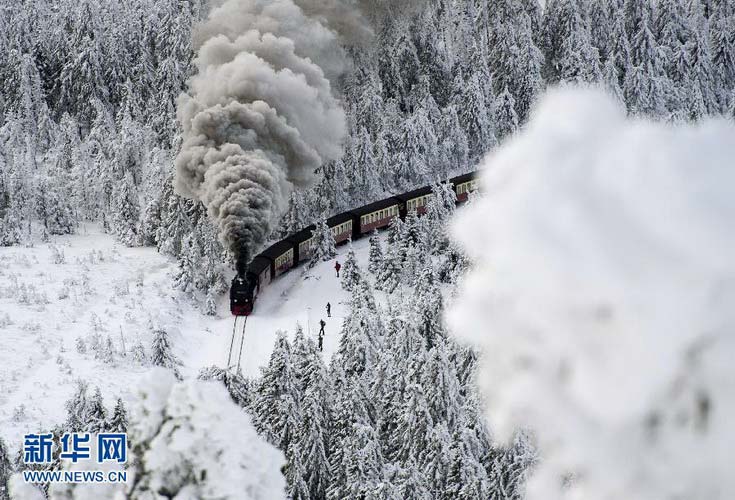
251, 332, 300, 452
64, 380, 88, 433
495, 87, 520, 140
106, 398, 128, 433
125, 369, 286, 499
0, 437, 11, 500
84, 387, 107, 433
198, 366, 251, 408
150, 327, 181, 379
340, 248, 363, 294
310, 217, 337, 267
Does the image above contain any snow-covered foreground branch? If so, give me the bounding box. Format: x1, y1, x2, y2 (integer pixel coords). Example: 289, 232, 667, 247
10, 369, 285, 500
448, 87, 735, 500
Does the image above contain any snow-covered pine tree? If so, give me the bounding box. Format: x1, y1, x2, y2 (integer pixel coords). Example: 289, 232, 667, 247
326, 372, 382, 500
173, 233, 198, 296
291, 334, 332, 500
333, 286, 381, 381
421, 341, 462, 431
156, 177, 194, 257
393, 457, 432, 500
64, 380, 89, 433
367, 231, 384, 278
394, 105, 438, 188
379, 216, 407, 292
107, 398, 128, 433
0, 436, 11, 500
0, 170, 24, 246
340, 248, 362, 294
310, 216, 337, 267
150, 328, 181, 379
126, 369, 285, 500
334, 422, 387, 499
85, 387, 107, 433
488, 431, 537, 500
198, 366, 251, 408
625, 4, 670, 118
251, 332, 301, 451
603, 57, 626, 104
710, 2, 735, 99
391, 380, 434, 465
437, 104, 470, 175
111, 170, 140, 246
495, 87, 520, 140
445, 427, 492, 499
452, 47, 496, 159
417, 423, 452, 498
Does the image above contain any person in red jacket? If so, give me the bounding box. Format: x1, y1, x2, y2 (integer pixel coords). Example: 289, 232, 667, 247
335, 261, 341, 278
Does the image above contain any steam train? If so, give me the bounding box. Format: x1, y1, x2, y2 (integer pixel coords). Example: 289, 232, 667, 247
230, 171, 478, 316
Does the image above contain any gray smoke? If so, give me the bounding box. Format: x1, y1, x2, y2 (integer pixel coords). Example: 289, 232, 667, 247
176, 0, 351, 264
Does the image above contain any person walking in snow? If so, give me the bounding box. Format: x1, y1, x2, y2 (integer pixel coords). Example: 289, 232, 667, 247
326, 302, 331, 317
335, 261, 341, 277
318, 319, 326, 351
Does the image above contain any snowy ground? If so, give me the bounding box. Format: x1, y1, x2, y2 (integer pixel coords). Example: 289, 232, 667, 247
0, 224, 365, 448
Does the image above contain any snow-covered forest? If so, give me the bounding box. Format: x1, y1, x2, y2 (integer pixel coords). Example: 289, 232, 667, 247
1, 0, 734, 300
201, 188, 536, 499
1, 0, 735, 498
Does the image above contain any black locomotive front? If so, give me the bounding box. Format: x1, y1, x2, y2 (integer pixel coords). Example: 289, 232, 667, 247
230, 275, 255, 316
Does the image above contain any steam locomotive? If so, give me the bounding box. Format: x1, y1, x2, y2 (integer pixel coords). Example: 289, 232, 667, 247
230, 171, 478, 316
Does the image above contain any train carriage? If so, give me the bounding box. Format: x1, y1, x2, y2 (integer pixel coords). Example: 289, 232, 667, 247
395, 186, 433, 218
249, 256, 272, 291
288, 225, 317, 265
353, 198, 401, 235
327, 213, 358, 244
451, 172, 478, 202
261, 240, 296, 277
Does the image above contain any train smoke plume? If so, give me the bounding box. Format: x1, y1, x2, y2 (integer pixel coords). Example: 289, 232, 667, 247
176, 0, 352, 267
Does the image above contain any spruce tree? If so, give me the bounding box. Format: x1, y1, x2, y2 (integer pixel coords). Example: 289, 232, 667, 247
64, 380, 89, 433
292, 337, 332, 500
251, 332, 301, 451
111, 170, 140, 246
107, 398, 129, 433
198, 366, 251, 408
368, 231, 384, 276
495, 87, 520, 140
0, 436, 11, 500
310, 217, 337, 267
340, 248, 362, 294
150, 328, 181, 379
85, 387, 107, 433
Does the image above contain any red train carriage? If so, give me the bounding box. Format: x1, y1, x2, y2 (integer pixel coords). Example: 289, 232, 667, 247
395, 186, 433, 218
288, 225, 317, 265
327, 213, 358, 245
353, 198, 401, 234
451, 172, 478, 203
261, 240, 296, 278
